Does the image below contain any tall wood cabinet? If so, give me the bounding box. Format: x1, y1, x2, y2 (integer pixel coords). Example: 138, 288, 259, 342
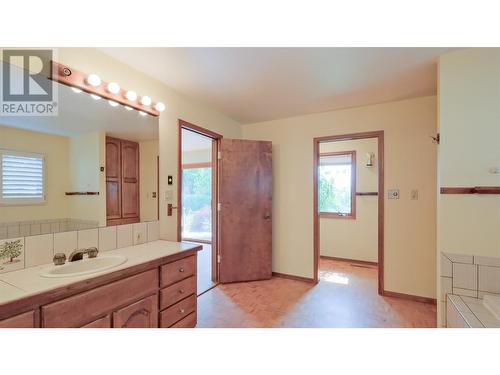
106, 136, 140, 226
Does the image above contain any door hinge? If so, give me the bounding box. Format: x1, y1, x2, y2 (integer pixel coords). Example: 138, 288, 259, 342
217, 151, 222, 160
217, 202, 222, 211
217, 254, 221, 263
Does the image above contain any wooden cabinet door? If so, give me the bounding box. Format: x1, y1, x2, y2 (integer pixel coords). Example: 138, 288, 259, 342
82, 315, 111, 328
219, 139, 273, 283
0, 310, 35, 328
106, 137, 122, 223
121, 140, 139, 221
113, 295, 157, 328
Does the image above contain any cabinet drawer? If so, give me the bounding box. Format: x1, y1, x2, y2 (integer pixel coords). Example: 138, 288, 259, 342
160, 276, 196, 310
82, 315, 111, 328
0, 310, 35, 328
160, 294, 196, 327
170, 312, 197, 328
160, 256, 196, 287
42, 269, 158, 328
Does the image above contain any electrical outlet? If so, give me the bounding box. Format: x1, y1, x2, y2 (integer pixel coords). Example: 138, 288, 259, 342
410, 189, 418, 200
388, 189, 400, 199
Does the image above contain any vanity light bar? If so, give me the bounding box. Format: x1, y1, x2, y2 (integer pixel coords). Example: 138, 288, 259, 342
50, 61, 165, 117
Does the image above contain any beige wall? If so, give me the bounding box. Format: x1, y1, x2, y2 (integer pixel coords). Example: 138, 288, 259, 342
319, 138, 378, 262
243, 96, 437, 298
139, 140, 159, 222
55, 48, 242, 240
437, 48, 500, 325
0, 124, 70, 222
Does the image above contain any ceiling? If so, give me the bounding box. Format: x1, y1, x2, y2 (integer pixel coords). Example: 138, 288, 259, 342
101, 47, 456, 124
1, 80, 158, 141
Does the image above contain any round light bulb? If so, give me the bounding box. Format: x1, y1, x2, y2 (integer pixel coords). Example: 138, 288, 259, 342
71, 87, 82, 93
125, 90, 137, 101
90, 94, 101, 100
139, 111, 148, 116
124, 106, 133, 111
154, 102, 165, 112
140, 95, 152, 106
107, 82, 120, 94
108, 100, 119, 107
86, 74, 101, 87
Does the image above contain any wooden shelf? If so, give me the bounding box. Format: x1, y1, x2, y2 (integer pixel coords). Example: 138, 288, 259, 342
440, 186, 500, 195
65, 192, 100, 196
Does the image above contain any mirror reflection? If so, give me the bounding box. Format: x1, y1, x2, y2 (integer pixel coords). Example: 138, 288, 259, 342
0, 83, 159, 240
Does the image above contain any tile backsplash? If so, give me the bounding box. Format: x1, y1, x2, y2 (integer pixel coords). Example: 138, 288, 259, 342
0, 221, 160, 274
0, 218, 99, 240
440, 251, 500, 326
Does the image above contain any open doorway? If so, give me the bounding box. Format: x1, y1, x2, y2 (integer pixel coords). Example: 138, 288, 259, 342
178, 120, 221, 295
313, 131, 384, 294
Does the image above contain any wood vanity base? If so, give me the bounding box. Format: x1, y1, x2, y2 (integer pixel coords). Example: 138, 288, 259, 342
0, 248, 200, 328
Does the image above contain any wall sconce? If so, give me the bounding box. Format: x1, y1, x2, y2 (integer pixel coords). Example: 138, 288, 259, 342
366, 152, 375, 167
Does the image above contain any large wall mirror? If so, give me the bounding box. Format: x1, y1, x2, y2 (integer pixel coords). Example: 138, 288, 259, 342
0, 80, 159, 240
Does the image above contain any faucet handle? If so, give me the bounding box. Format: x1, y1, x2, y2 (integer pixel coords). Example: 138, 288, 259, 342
53, 253, 66, 266
86, 247, 99, 258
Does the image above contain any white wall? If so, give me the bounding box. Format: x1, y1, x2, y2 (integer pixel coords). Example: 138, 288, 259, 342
437, 48, 500, 325
243, 96, 437, 298
319, 138, 378, 262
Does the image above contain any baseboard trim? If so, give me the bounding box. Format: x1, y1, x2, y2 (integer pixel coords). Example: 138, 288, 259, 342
272, 272, 315, 284
320, 255, 378, 267
383, 290, 437, 305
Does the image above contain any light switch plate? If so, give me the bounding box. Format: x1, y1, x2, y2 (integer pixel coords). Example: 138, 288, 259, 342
388, 189, 400, 199
410, 189, 418, 200
165, 190, 173, 202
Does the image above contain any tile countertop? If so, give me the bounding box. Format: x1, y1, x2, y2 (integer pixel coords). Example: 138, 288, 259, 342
0, 240, 201, 307
448, 294, 500, 328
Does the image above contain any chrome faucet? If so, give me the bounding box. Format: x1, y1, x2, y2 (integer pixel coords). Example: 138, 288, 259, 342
68, 247, 99, 262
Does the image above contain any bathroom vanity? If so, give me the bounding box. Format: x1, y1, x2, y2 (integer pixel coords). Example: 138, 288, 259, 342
0, 241, 201, 328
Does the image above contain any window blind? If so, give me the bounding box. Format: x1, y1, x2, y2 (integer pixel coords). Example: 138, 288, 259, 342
319, 153, 352, 166
1, 151, 45, 201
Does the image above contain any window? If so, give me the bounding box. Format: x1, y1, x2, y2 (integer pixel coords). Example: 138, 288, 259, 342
318, 151, 356, 218
181, 163, 212, 241
0, 149, 45, 204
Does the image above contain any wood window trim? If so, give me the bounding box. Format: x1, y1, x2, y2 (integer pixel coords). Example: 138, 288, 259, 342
313, 130, 385, 296
318, 150, 356, 220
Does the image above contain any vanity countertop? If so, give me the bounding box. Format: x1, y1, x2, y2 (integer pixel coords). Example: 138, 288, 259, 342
0, 240, 201, 310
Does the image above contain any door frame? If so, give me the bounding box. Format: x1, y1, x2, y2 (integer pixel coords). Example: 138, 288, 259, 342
177, 119, 222, 283
313, 130, 384, 294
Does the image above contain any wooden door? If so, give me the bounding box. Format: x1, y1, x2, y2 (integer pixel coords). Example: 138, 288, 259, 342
121, 140, 140, 222
219, 139, 272, 283
106, 137, 122, 224
113, 295, 158, 328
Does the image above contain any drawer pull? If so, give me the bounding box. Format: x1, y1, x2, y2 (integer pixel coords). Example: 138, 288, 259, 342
179, 308, 185, 314
179, 267, 185, 273
178, 289, 185, 294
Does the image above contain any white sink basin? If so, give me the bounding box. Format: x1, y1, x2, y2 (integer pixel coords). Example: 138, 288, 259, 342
40, 255, 127, 278
483, 295, 500, 320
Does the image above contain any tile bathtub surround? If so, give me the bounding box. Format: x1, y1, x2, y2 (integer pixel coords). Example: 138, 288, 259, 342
0, 237, 25, 274
0, 221, 161, 274
440, 252, 500, 326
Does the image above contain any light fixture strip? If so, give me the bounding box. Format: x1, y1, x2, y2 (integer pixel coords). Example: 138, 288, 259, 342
50, 61, 161, 116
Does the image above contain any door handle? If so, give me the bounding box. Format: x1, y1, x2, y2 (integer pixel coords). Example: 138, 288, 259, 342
167, 203, 178, 216
264, 211, 271, 221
